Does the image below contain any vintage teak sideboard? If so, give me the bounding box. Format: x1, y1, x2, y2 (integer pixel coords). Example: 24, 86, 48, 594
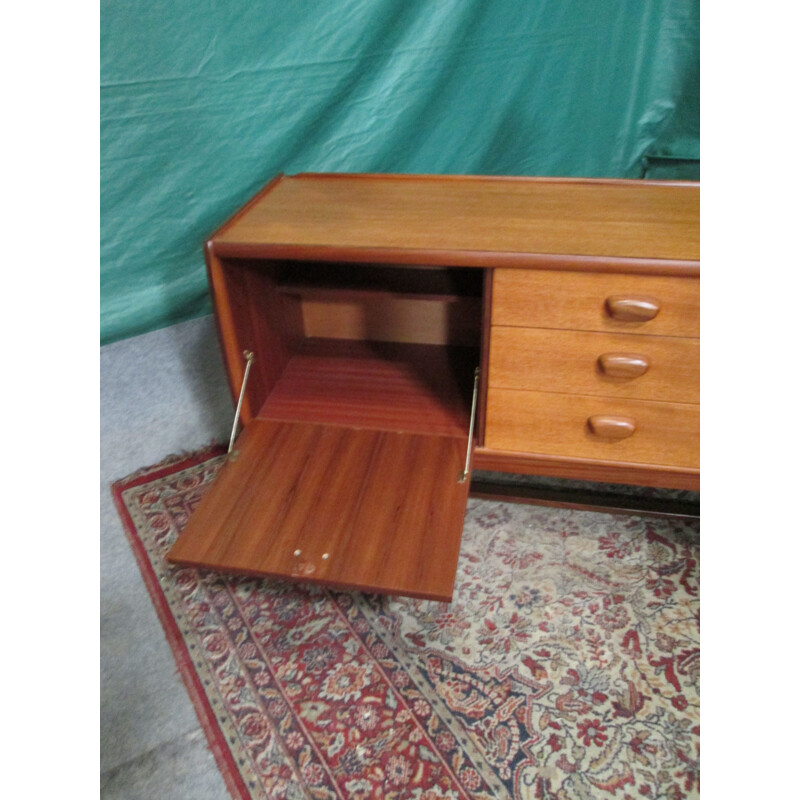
167, 173, 699, 601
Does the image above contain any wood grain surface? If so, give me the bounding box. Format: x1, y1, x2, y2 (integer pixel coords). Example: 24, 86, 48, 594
167, 419, 471, 601
472, 447, 699, 491
214, 174, 699, 262
207, 255, 301, 425
491, 269, 700, 337
295, 292, 481, 347
257, 338, 476, 437
485, 388, 699, 468
488, 327, 699, 403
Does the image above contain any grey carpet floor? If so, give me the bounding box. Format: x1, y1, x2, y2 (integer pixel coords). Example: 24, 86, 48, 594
101, 315, 233, 799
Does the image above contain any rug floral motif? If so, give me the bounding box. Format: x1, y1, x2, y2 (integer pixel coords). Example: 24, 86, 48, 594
113, 448, 699, 800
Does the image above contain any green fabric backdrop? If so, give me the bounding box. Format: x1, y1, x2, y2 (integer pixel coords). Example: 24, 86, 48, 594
100, 0, 699, 344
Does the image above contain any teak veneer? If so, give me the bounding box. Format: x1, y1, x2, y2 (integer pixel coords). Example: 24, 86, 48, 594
168, 172, 700, 601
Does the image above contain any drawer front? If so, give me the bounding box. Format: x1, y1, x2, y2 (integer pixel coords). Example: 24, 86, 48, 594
489, 326, 699, 403
485, 388, 699, 468
492, 269, 699, 337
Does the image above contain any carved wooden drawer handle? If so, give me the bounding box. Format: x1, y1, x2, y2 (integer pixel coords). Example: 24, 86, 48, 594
597, 352, 650, 378
588, 415, 637, 439
605, 295, 660, 322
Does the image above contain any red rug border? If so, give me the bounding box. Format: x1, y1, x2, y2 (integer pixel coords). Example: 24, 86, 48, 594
111, 445, 251, 800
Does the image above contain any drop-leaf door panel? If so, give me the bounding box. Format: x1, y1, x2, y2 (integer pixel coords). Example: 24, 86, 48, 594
168, 418, 472, 601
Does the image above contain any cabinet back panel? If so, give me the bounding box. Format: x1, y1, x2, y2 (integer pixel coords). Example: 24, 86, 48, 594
299, 295, 481, 346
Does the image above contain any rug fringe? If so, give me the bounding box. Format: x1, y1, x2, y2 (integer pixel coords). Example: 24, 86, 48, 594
111, 441, 227, 488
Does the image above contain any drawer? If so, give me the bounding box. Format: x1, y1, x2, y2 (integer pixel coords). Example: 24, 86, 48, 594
492, 269, 699, 337
489, 326, 699, 403
485, 388, 699, 468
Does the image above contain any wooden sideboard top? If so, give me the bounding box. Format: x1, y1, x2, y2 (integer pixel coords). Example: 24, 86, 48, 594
212, 173, 699, 265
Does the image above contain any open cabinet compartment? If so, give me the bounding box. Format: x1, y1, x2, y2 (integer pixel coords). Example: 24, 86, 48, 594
220, 259, 482, 433
167, 256, 486, 601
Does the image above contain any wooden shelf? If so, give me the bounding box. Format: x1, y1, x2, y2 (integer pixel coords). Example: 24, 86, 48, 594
275, 262, 483, 298
257, 338, 477, 437
279, 285, 469, 304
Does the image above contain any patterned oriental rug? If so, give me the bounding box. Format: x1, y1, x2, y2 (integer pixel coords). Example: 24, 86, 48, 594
112, 447, 699, 800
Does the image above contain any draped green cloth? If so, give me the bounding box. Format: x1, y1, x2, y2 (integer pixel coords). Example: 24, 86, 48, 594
100, 0, 699, 344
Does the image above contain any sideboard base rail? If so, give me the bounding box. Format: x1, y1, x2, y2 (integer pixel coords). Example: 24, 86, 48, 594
469, 476, 700, 521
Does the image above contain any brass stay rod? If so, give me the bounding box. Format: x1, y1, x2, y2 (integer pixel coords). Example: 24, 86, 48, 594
228, 350, 255, 454
459, 367, 480, 483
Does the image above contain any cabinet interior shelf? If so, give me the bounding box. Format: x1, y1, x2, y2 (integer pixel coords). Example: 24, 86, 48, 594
275, 261, 483, 299
258, 338, 476, 438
